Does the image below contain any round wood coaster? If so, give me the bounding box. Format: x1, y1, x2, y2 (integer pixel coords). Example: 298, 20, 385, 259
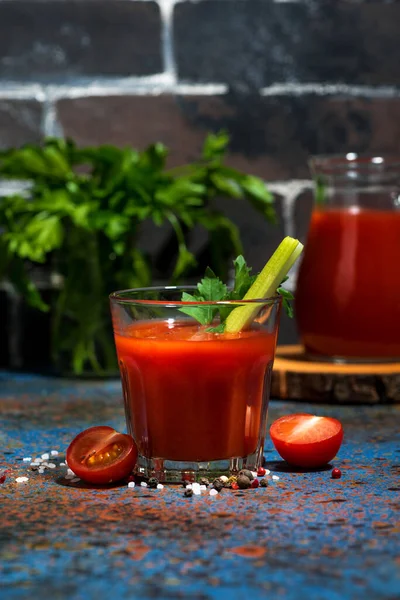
271, 345, 400, 404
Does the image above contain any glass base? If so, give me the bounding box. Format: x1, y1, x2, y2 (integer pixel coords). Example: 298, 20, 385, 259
134, 446, 264, 484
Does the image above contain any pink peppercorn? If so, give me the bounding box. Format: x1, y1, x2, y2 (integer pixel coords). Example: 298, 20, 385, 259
257, 467, 266, 477
251, 478, 260, 489
331, 468, 342, 479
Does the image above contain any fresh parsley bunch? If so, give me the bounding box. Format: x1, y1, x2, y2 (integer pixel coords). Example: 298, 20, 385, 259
0, 132, 276, 374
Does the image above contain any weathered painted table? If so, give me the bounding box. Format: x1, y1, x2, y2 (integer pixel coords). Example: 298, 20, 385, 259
1, 372, 399, 599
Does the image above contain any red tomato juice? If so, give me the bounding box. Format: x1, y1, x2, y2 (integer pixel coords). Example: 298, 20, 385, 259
296, 207, 400, 358
114, 320, 276, 462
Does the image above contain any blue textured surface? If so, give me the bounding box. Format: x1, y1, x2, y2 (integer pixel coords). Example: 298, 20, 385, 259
1, 372, 399, 600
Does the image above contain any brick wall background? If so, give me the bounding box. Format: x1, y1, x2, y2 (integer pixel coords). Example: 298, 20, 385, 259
1, 0, 400, 365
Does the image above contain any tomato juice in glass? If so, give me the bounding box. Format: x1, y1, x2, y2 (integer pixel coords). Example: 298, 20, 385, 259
296, 155, 400, 361
110, 288, 281, 482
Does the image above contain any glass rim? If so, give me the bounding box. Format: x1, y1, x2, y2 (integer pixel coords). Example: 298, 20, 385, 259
109, 286, 282, 306
309, 153, 400, 174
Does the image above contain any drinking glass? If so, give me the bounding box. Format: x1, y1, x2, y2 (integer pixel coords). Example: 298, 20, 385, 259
296, 154, 400, 362
110, 287, 281, 483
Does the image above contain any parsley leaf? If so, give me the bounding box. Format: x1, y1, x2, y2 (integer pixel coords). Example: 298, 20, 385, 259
197, 267, 227, 301
277, 285, 295, 318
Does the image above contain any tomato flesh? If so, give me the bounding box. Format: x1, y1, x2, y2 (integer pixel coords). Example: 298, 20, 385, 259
66, 426, 137, 484
269, 414, 343, 468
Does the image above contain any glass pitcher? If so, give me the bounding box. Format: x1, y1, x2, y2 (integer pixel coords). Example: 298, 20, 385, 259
295, 154, 400, 362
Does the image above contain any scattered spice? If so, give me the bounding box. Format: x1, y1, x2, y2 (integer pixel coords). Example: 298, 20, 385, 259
199, 477, 210, 487
225, 476, 237, 488
184, 488, 194, 498
239, 469, 254, 481
213, 479, 224, 492
0, 472, 7, 484
331, 468, 342, 479
260, 478, 269, 487
148, 477, 159, 489
237, 474, 252, 489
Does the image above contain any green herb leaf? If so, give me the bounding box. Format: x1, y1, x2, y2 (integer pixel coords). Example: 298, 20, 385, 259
206, 323, 226, 334
231, 255, 256, 299
197, 268, 227, 301
179, 291, 214, 325
277, 285, 295, 318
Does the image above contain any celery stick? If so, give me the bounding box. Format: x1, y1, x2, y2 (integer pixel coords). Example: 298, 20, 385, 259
224, 237, 303, 333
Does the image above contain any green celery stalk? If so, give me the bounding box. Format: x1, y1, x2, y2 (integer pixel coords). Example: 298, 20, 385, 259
224, 236, 303, 333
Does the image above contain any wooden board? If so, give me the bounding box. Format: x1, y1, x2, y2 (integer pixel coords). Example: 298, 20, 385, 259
271, 345, 400, 404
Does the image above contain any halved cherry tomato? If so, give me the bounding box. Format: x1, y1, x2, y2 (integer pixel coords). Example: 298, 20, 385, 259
270, 414, 343, 468
66, 426, 137, 484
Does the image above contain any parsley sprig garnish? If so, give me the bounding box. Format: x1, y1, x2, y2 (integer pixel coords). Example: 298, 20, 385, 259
179, 255, 293, 332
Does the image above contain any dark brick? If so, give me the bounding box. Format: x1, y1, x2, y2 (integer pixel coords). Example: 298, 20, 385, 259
57, 94, 400, 180
0, 1, 161, 81
175, 1, 400, 88
0, 100, 43, 148
213, 194, 285, 275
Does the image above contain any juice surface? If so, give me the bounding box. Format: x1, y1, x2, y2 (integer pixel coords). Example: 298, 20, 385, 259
296, 207, 400, 358
115, 320, 276, 462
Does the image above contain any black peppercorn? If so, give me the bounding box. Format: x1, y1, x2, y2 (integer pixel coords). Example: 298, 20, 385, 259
213, 479, 224, 492
237, 474, 251, 489
260, 478, 269, 487
239, 469, 254, 481
184, 487, 194, 497
199, 477, 210, 487
148, 477, 159, 489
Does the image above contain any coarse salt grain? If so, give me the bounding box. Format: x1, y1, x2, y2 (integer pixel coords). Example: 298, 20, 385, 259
60, 462, 66, 466
30, 462, 40, 467
71, 478, 80, 483
200, 485, 207, 491
251, 471, 258, 479
128, 482, 135, 488
186, 484, 192, 490
41, 453, 50, 460
265, 469, 271, 475
209, 488, 219, 496
140, 482, 148, 488
192, 484, 201, 495
220, 476, 229, 483
272, 475, 280, 481
51, 450, 58, 456
15, 477, 29, 483
38, 468, 45, 474
157, 484, 164, 490
65, 469, 76, 480
47, 463, 56, 469
22, 457, 32, 462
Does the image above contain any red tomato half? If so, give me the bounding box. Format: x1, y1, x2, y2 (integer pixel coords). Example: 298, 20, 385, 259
270, 414, 343, 468
66, 426, 137, 484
